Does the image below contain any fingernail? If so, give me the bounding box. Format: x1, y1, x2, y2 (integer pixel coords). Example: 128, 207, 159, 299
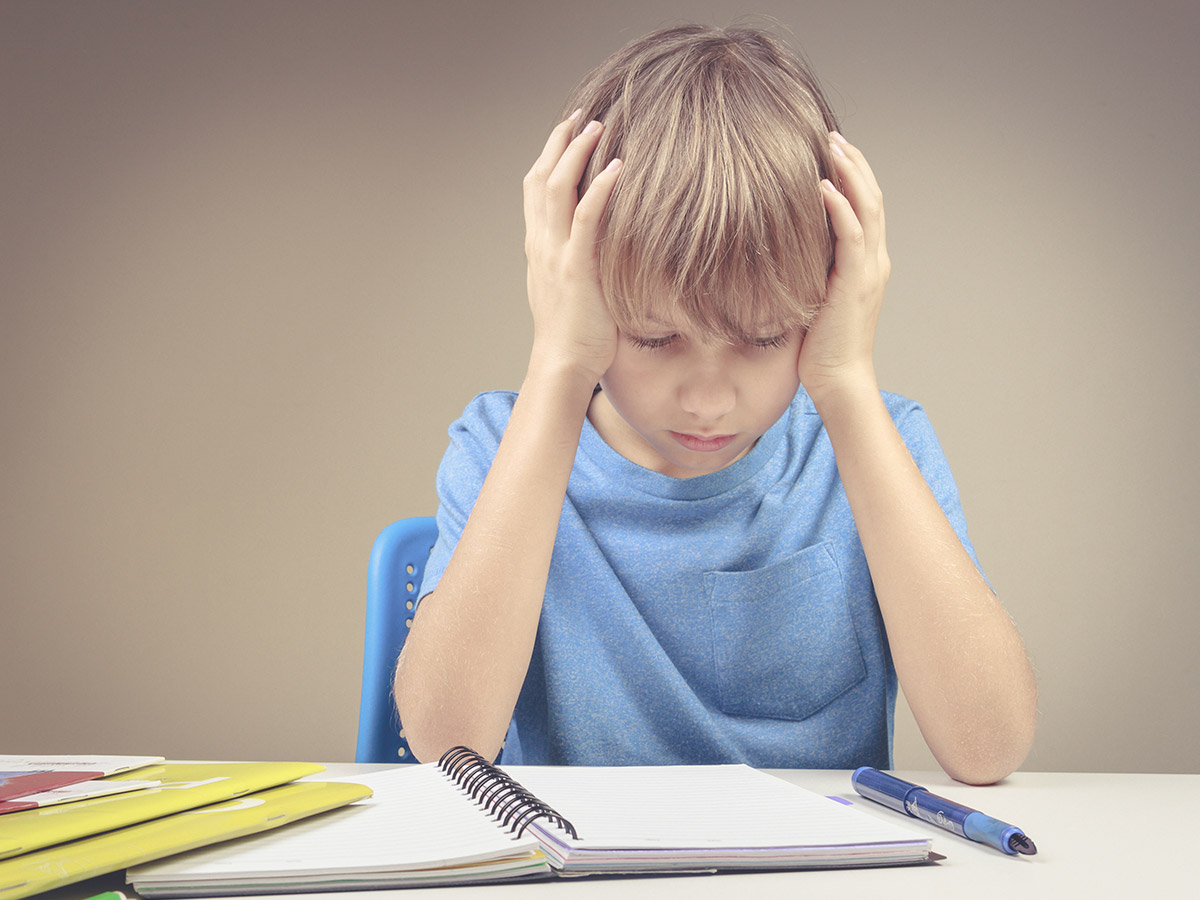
821, 178, 839, 192
830, 131, 848, 145
830, 140, 846, 158
583, 120, 602, 135
605, 158, 623, 173
568, 108, 582, 121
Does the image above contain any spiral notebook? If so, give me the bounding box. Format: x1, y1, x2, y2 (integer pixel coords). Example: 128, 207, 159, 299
129, 747, 932, 894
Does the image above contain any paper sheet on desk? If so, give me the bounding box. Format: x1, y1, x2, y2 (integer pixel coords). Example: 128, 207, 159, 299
506, 764, 931, 872
128, 766, 544, 889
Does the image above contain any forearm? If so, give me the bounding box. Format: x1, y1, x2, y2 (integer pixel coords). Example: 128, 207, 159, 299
398, 112, 622, 763
395, 358, 597, 763
813, 376, 1037, 784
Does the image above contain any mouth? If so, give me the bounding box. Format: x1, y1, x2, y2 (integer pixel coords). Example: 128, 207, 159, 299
670, 431, 736, 453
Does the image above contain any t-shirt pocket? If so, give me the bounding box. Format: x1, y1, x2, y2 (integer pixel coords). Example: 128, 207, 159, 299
705, 541, 867, 721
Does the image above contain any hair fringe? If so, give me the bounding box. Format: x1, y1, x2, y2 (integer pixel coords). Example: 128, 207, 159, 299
562, 25, 840, 342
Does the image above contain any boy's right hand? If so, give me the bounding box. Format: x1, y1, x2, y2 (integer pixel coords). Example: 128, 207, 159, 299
523, 113, 623, 385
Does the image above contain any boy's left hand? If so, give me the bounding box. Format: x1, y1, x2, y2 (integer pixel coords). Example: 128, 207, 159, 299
797, 133, 890, 404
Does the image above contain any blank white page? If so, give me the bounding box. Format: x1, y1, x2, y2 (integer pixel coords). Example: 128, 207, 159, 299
507, 764, 926, 850
129, 765, 540, 880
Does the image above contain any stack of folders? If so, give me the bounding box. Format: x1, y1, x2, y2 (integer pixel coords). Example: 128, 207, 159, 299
129, 747, 932, 895
0, 755, 167, 811
0, 758, 371, 900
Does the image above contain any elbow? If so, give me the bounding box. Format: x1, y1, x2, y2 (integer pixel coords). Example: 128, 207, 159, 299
400, 727, 455, 768
393, 654, 505, 765
393, 650, 439, 764
394, 695, 438, 765
938, 641, 1040, 785
940, 693, 1039, 786
399, 714, 505, 767
393, 660, 446, 764
943, 745, 1030, 786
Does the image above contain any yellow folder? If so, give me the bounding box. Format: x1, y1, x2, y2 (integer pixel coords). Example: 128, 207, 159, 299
0, 779, 371, 900
0, 762, 325, 859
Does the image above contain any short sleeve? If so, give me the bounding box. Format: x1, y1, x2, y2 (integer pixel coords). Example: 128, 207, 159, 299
888, 395, 987, 582
419, 392, 517, 605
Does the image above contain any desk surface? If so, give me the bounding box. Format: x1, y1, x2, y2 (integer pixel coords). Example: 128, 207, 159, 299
40, 766, 1192, 900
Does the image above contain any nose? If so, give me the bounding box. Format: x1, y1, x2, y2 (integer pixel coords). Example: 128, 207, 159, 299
678, 351, 736, 424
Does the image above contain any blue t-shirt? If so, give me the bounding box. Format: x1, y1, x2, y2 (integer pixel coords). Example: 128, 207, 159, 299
420, 388, 982, 768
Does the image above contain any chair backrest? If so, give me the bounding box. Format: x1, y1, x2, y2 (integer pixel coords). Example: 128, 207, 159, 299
355, 516, 438, 763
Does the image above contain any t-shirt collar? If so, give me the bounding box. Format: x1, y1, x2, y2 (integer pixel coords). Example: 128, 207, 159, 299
577, 391, 801, 500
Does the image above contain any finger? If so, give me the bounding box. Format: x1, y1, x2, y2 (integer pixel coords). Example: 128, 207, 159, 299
542, 119, 607, 240
828, 133, 885, 252
821, 178, 866, 285
830, 132, 882, 196
569, 157, 623, 253
525, 110, 582, 186
523, 111, 582, 233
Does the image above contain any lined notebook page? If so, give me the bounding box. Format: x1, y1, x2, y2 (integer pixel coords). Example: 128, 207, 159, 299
130, 766, 538, 879
508, 764, 925, 850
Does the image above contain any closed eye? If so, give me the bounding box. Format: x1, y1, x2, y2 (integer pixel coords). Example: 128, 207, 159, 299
628, 334, 679, 351
748, 334, 790, 350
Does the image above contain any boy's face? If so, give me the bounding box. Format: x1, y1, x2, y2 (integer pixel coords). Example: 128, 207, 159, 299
588, 313, 803, 478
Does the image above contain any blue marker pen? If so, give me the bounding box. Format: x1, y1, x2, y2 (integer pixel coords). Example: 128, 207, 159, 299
851, 767, 1037, 856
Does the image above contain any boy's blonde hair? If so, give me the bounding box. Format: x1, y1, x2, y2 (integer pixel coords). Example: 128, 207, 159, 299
565, 24, 840, 341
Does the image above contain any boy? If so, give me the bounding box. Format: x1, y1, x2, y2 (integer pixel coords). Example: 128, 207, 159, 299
396, 24, 1036, 784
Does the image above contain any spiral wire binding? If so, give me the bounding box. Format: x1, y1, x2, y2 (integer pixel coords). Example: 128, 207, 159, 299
439, 746, 579, 839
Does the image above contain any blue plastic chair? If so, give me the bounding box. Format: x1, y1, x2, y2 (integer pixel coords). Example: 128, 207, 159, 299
355, 516, 438, 763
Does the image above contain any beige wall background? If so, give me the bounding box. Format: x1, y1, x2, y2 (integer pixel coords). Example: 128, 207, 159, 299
3, 0, 1196, 773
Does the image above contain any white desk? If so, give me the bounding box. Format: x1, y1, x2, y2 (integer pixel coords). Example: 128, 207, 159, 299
40, 766, 1193, 900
